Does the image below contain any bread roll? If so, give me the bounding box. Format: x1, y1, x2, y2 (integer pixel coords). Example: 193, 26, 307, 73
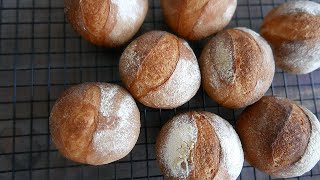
119, 31, 201, 109
156, 111, 244, 180
200, 27, 275, 109
236, 96, 320, 178
160, 0, 237, 40
260, 1, 320, 74
65, 0, 148, 47
50, 83, 140, 165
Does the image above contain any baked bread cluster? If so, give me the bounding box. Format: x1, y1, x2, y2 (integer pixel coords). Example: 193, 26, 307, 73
48, 1, 320, 179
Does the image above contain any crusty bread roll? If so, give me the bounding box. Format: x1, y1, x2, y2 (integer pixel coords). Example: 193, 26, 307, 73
50, 83, 140, 165
260, 1, 320, 74
119, 31, 201, 109
65, 0, 148, 47
156, 111, 244, 180
200, 27, 275, 109
236, 96, 320, 178
161, 0, 237, 40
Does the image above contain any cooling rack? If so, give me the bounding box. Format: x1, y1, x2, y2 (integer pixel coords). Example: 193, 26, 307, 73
0, 0, 320, 179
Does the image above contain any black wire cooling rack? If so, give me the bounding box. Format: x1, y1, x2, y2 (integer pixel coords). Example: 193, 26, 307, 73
0, 0, 320, 179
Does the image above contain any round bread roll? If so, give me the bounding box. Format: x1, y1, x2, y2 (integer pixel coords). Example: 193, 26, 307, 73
160, 0, 237, 40
64, 0, 148, 47
236, 96, 320, 178
260, 1, 320, 74
50, 83, 140, 165
119, 31, 201, 109
200, 27, 275, 109
156, 111, 244, 180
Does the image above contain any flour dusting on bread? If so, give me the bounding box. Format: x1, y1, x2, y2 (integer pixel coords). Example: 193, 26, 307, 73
213, 39, 235, 84
110, 0, 146, 44
276, 40, 320, 74
138, 39, 201, 109
140, 57, 200, 108
276, 1, 320, 16
271, 106, 320, 178
92, 84, 140, 159
208, 113, 244, 179
159, 114, 198, 178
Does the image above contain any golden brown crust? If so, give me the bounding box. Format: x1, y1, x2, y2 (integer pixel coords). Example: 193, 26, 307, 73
221, 29, 264, 108
156, 112, 221, 180
50, 83, 140, 165
129, 33, 180, 98
119, 31, 164, 89
236, 96, 311, 174
65, 0, 148, 47
160, 0, 237, 40
156, 111, 243, 179
261, 13, 320, 44
119, 31, 201, 109
80, 0, 111, 39
161, 0, 210, 39
190, 112, 220, 179
200, 28, 274, 109
50, 83, 100, 163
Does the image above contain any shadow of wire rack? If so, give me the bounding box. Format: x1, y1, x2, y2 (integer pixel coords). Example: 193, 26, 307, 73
0, 0, 320, 179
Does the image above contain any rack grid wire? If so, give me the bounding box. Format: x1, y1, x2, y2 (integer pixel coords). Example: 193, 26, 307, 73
0, 0, 320, 179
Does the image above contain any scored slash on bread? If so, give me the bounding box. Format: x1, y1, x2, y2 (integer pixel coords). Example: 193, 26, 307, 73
64, 0, 148, 47
119, 31, 201, 109
236, 96, 320, 178
50, 83, 140, 165
160, 0, 237, 40
260, 0, 320, 74
156, 111, 244, 180
200, 27, 275, 109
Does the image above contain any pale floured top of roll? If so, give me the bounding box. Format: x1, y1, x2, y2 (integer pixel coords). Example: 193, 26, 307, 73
271, 106, 320, 178
90, 84, 140, 162
275, 40, 320, 74
207, 113, 244, 180
109, 0, 147, 44
140, 41, 201, 109
160, 113, 198, 178
193, 0, 237, 38
274, 1, 320, 16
